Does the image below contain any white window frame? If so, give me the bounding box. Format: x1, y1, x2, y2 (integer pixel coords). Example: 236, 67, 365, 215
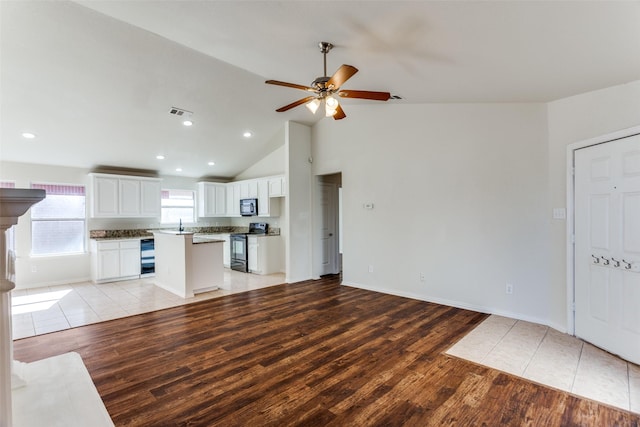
30, 182, 86, 257
161, 189, 196, 225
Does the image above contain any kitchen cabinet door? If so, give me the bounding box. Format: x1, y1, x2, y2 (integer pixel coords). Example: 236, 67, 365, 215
97, 248, 120, 280
268, 176, 285, 197
119, 178, 141, 216
226, 183, 240, 217
214, 185, 226, 216
140, 180, 161, 217
92, 176, 119, 217
248, 236, 259, 273
257, 179, 270, 217
119, 241, 141, 277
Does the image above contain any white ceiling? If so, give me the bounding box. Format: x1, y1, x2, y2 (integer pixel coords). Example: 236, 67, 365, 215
2, 1, 639, 179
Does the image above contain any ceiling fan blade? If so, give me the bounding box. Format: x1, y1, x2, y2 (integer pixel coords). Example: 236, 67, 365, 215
333, 104, 346, 120
338, 90, 391, 101
326, 65, 358, 89
266, 80, 315, 92
275, 96, 317, 112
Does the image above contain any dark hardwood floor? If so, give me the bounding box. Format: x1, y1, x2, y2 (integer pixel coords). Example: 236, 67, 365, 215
13, 276, 640, 426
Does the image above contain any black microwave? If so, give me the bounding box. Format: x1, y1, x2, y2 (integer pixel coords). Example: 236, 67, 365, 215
240, 198, 258, 216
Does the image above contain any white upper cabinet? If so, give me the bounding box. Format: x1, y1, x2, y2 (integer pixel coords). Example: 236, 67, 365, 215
240, 180, 258, 199
141, 180, 162, 217
90, 173, 161, 218
197, 182, 226, 217
119, 178, 141, 217
258, 179, 281, 217
226, 183, 241, 217
268, 176, 285, 197
92, 175, 119, 217
222, 175, 285, 218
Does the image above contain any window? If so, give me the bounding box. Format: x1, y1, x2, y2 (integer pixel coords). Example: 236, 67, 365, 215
30, 183, 86, 256
161, 189, 195, 224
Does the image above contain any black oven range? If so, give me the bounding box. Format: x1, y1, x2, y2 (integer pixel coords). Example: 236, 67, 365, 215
230, 222, 268, 272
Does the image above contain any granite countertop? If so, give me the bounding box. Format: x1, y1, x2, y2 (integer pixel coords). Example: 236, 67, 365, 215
152, 230, 194, 236
90, 226, 280, 240
91, 235, 153, 241
192, 237, 225, 244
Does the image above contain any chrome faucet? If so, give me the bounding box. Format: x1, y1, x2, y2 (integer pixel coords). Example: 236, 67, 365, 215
179, 218, 184, 232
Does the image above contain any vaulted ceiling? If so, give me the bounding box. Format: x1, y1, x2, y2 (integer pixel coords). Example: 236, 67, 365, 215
2, 1, 639, 178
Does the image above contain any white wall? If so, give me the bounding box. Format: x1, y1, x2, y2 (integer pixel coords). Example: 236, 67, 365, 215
312, 103, 553, 325
546, 79, 640, 330
234, 127, 285, 180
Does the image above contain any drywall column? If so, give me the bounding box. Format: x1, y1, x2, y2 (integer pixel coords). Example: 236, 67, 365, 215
284, 121, 313, 282
0, 222, 14, 427
0, 189, 45, 427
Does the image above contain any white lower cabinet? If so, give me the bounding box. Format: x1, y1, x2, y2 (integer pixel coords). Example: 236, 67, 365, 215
247, 235, 283, 275
91, 239, 141, 283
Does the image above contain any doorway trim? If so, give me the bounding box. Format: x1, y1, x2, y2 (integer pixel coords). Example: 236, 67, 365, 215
565, 125, 640, 335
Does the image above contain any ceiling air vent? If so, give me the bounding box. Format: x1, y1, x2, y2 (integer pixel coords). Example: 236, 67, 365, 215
390, 95, 403, 100
169, 107, 192, 116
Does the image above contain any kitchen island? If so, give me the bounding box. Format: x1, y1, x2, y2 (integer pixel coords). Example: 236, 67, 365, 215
152, 230, 225, 298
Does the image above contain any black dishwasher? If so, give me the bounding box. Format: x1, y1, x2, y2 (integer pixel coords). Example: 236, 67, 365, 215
140, 238, 155, 277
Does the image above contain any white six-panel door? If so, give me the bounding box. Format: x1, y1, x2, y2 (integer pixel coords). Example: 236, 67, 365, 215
319, 182, 338, 276
574, 134, 640, 365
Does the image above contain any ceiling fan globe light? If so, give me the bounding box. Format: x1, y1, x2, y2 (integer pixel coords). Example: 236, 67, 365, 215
305, 98, 320, 114
325, 96, 339, 117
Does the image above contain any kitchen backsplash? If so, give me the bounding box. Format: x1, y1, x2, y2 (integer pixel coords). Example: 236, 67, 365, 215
90, 226, 280, 239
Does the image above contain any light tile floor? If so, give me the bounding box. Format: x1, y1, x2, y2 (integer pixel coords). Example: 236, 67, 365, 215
11, 269, 286, 339
447, 315, 640, 414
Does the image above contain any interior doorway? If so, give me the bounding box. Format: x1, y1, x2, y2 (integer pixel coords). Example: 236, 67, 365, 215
316, 173, 342, 276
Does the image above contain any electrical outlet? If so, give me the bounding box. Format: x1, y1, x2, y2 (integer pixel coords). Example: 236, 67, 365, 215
368, 265, 374, 273
506, 283, 513, 294
420, 272, 426, 282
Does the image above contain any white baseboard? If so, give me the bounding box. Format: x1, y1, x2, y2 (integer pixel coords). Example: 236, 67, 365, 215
15, 276, 92, 290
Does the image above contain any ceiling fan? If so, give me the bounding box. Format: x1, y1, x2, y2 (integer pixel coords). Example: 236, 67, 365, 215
265, 42, 391, 120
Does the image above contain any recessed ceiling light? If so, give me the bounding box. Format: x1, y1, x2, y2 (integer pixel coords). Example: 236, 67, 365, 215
175, 168, 182, 172
156, 155, 165, 160
22, 132, 36, 139
183, 120, 193, 126
208, 161, 215, 166
243, 131, 252, 138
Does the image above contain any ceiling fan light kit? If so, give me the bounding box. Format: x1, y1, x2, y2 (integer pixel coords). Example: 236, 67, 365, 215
266, 41, 391, 120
